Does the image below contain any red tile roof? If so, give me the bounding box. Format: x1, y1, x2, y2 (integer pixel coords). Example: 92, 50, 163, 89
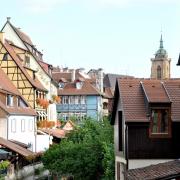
118, 79, 148, 122
14, 26, 33, 45
58, 81, 101, 96
113, 78, 180, 122
141, 80, 170, 103
0, 68, 20, 96
0, 137, 34, 157
164, 80, 180, 122
126, 160, 180, 180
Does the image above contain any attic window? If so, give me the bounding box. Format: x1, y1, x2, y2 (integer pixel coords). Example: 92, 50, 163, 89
149, 108, 171, 138
18, 97, 28, 107
25, 55, 30, 68
76, 82, 83, 89
7, 94, 13, 106
2, 53, 8, 61
59, 82, 65, 89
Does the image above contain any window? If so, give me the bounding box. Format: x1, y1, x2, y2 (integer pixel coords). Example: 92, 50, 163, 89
69, 96, 75, 104
59, 82, 65, 89
7, 95, 13, 106
2, 53, 8, 61
11, 119, 16, 133
21, 119, 25, 132
62, 96, 68, 104
29, 119, 33, 131
157, 65, 161, 79
25, 55, 30, 68
18, 97, 28, 107
81, 96, 86, 104
150, 109, 171, 138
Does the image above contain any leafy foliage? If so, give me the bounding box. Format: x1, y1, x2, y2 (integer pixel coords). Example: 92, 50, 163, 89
42, 117, 115, 179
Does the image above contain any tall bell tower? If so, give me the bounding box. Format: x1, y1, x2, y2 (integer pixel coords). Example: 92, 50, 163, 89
151, 34, 171, 79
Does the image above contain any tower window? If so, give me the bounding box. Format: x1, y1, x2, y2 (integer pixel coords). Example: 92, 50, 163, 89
157, 65, 161, 79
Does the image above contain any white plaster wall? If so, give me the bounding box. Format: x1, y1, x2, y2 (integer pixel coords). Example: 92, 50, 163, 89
8, 115, 36, 152
129, 159, 174, 169
36, 134, 51, 152
2, 23, 27, 50
0, 118, 7, 139
47, 103, 57, 122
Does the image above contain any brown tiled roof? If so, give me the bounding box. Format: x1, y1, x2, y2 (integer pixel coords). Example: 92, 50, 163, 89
0, 100, 36, 116
41, 128, 65, 138
2, 40, 47, 92
52, 71, 86, 83
126, 160, 180, 180
118, 79, 148, 122
0, 67, 20, 96
164, 80, 180, 121
52, 72, 72, 82
112, 78, 180, 123
104, 87, 114, 99
141, 80, 170, 103
13, 26, 33, 45
0, 137, 34, 157
58, 81, 101, 96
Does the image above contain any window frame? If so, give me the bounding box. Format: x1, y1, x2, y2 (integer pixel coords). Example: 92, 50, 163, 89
7, 94, 13, 107
149, 107, 171, 138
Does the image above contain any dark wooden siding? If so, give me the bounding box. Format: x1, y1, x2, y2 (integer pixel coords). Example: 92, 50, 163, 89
128, 122, 180, 159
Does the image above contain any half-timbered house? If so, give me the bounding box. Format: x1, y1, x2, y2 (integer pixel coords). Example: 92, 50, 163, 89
1, 18, 58, 123
111, 78, 180, 180
0, 66, 37, 151
0, 35, 48, 122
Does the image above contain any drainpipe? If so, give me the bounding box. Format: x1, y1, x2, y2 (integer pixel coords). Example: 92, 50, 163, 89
125, 125, 129, 170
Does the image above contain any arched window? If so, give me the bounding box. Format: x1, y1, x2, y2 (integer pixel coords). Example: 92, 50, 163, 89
157, 65, 161, 79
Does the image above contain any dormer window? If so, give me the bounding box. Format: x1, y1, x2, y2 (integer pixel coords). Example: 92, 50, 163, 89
59, 82, 65, 89
149, 108, 171, 138
25, 55, 30, 68
76, 81, 83, 89
2, 53, 8, 61
18, 97, 28, 108
7, 94, 13, 106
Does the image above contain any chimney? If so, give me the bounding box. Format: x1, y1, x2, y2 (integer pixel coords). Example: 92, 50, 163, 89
7, 17, 11, 22
0, 32, 5, 43
71, 69, 76, 82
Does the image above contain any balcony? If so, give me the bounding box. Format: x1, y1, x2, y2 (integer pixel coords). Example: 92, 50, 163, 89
56, 104, 87, 112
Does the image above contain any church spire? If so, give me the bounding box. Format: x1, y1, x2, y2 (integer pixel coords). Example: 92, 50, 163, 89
160, 34, 163, 49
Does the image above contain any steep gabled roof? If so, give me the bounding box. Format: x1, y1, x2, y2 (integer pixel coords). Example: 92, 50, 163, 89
141, 80, 171, 103
0, 67, 21, 96
111, 78, 180, 124
103, 73, 134, 89
13, 26, 33, 45
164, 80, 180, 121
1, 40, 47, 92
118, 78, 148, 122
0, 137, 34, 157
58, 81, 102, 96
1, 20, 57, 86
126, 160, 180, 180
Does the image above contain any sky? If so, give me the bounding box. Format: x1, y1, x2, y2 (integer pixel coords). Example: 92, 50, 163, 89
0, 0, 180, 78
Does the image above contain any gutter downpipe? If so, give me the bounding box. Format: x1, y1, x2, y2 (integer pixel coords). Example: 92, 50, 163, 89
125, 125, 129, 170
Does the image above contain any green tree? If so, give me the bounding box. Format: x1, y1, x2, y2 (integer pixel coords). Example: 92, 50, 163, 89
42, 117, 115, 179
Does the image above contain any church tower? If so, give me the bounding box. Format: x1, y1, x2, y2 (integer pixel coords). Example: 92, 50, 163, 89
151, 34, 171, 79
